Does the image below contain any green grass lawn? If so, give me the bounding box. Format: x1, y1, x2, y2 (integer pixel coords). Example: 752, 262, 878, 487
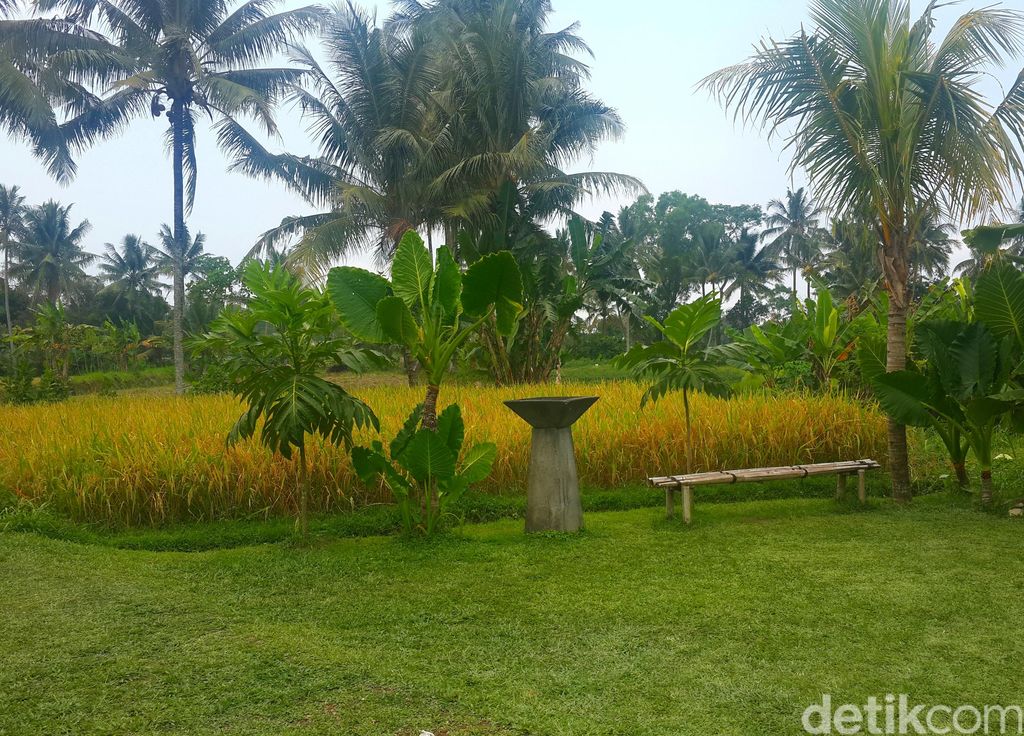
2, 496, 1022, 735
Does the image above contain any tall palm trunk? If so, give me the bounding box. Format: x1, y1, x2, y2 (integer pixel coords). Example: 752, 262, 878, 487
171, 100, 186, 395
883, 232, 912, 501
3, 239, 13, 372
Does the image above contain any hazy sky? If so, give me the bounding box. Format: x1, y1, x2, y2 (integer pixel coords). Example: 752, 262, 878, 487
2, 0, 1022, 271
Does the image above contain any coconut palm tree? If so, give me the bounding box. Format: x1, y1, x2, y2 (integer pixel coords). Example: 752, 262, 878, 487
955, 198, 1024, 278
822, 217, 882, 313
98, 234, 163, 315
154, 224, 205, 394
0, 3, 120, 181
701, 0, 1024, 500
15, 200, 93, 305
723, 226, 781, 327
909, 212, 955, 286
0, 184, 26, 366
411, 0, 642, 234
762, 187, 824, 298
34, 0, 323, 388
224, 2, 444, 272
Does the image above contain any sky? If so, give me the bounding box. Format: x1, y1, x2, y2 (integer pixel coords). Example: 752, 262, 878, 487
2, 0, 1023, 272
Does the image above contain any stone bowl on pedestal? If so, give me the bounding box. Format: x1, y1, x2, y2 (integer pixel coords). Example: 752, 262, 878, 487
504, 396, 598, 532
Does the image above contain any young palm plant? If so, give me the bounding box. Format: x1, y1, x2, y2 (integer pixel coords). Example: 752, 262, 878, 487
701, 0, 1024, 500
199, 262, 379, 539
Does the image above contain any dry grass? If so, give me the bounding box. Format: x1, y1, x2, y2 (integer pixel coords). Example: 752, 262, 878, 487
0, 380, 888, 526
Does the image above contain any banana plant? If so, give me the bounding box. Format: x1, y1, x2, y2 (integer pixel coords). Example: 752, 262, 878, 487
327, 230, 522, 430
198, 262, 379, 537
719, 320, 805, 388
870, 320, 1016, 504
616, 295, 729, 474
352, 403, 497, 535
799, 287, 871, 388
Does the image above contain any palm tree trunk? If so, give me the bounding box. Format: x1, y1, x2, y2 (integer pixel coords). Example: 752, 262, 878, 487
3, 239, 13, 372
171, 100, 186, 396
887, 299, 912, 501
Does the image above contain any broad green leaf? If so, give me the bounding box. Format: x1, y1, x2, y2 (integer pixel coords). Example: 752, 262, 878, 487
390, 403, 425, 458
397, 429, 456, 483
436, 403, 465, 455
326, 267, 390, 343
663, 296, 721, 351
352, 446, 412, 497
975, 264, 1024, 349
460, 442, 497, 484
376, 296, 419, 350
953, 322, 997, 396
856, 335, 886, 383
568, 216, 589, 274
438, 475, 470, 504
462, 250, 523, 335
433, 246, 461, 318
871, 371, 936, 427
391, 230, 433, 310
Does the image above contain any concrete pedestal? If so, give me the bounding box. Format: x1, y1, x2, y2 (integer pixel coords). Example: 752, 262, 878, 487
504, 396, 598, 533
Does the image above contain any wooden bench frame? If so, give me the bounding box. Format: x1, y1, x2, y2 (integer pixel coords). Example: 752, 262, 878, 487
649, 459, 882, 524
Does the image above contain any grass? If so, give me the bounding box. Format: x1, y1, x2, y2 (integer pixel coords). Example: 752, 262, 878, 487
0, 380, 887, 526
1, 495, 1021, 735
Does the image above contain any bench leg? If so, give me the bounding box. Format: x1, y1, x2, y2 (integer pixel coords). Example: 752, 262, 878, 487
666, 486, 675, 519
858, 469, 867, 504
836, 473, 847, 501
682, 485, 692, 525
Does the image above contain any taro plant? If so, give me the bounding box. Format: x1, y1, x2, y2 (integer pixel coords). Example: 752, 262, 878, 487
352, 403, 497, 536
199, 262, 379, 537
870, 320, 1017, 504
327, 230, 522, 430
617, 295, 729, 474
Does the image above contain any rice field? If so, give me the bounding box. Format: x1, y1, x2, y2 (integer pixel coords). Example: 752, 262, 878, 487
0, 381, 888, 526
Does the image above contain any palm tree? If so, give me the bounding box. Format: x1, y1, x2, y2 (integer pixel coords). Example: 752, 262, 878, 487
702, 0, 1024, 500
15, 200, 93, 305
35, 0, 323, 387
224, 2, 443, 272
154, 224, 205, 394
909, 213, 955, 286
822, 217, 882, 313
98, 234, 163, 316
0, 4, 120, 181
955, 199, 1024, 278
723, 226, 781, 327
0, 184, 26, 367
230, 0, 640, 272
762, 187, 824, 298
413, 0, 642, 234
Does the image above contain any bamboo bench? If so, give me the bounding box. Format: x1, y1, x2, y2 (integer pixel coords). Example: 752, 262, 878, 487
648, 459, 882, 523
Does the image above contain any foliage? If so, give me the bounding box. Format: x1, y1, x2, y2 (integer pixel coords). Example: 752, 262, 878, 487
476, 215, 641, 383
352, 403, 497, 535
198, 262, 379, 535
618, 295, 730, 475
328, 230, 522, 428
868, 320, 1017, 504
